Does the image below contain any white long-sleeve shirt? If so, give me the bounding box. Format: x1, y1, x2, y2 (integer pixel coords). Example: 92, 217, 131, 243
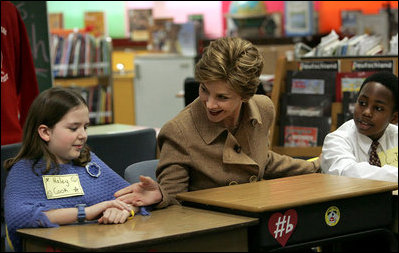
321, 119, 398, 182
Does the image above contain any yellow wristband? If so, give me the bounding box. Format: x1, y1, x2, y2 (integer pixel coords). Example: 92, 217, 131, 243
128, 210, 135, 220
307, 157, 319, 162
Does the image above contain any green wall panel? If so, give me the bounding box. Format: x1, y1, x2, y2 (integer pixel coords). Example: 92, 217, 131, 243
47, 1, 126, 38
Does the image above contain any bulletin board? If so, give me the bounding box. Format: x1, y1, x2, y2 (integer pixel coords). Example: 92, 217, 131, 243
11, 1, 53, 92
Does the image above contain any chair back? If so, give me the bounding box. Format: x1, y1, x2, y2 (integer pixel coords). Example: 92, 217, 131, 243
124, 159, 159, 183
184, 77, 200, 106
1, 143, 22, 214
86, 128, 157, 178
1, 142, 22, 251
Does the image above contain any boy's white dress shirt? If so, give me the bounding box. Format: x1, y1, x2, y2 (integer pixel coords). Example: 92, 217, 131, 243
321, 119, 398, 182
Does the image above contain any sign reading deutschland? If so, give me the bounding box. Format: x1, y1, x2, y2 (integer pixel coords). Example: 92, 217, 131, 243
299, 61, 339, 71
352, 60, 393, 72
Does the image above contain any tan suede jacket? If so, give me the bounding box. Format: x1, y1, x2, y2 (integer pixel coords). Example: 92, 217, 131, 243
156, 95, 320, 208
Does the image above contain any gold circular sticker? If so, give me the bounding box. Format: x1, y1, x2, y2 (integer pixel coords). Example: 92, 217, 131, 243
325, 206, 340, 226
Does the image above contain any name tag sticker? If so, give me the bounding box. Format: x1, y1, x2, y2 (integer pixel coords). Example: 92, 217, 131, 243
43, 174, 84, 199
378, 147, 398, 168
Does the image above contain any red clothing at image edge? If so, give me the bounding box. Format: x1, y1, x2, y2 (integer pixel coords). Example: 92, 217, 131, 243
1, 1, 39, 145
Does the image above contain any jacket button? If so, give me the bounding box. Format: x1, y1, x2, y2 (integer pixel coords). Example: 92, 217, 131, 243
234, 145, 241, 153
249, 175, 257, 183
229, 181, 238, 186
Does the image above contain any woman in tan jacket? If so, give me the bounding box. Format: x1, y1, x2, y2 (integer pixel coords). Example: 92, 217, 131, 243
115, 37, 320, 208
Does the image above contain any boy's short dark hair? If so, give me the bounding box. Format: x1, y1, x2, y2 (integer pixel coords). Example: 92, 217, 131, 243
359, 71, 398, 112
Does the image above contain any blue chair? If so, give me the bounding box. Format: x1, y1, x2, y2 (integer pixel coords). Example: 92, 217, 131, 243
124, 159, 159, 183
86, 128, 157, 178
1, 142, 22, 252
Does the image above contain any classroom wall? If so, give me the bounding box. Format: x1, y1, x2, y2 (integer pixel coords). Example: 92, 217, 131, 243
221, 1, 398, 34
125, 1, 223, 39
47, 1, 223, 39
47, 1, 398, 39
318, 1, 398, 33
47, 1, 126, 38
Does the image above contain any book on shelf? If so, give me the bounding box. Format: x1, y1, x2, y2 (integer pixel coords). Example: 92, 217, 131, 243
50, 32, 111, 78
284, 1, 314, 37
148, 17, 174, 52
70, 33, 82, 76
286, 70, 337, 101
165, 23, 182, 54
342, 91, 358, 123
73, 85, 112, 125
128, 9, 153, 42
357, 12, 389, 53
340, 10, 362, 37
177, 22, 197, 56
188, 14, 205, 39
335, 72, 375, 102
49, 13, 64, 31
84, 11, 107, 37
283, 126, 318, 147
304, 31, 386, 57
280, 116, 331, 147
90, 86, 100, 124
280, 93, 333, 117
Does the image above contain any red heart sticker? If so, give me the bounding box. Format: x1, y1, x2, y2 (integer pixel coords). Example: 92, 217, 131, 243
268, 209, 298, 247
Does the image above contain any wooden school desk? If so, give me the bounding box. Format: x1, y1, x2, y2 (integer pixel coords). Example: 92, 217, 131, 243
87, 123, 160, 136
17, 205, 258, 252
176, 173, 398, 251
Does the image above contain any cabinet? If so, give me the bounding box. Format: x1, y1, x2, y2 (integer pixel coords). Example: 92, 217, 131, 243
113, 73, 135, 125
134, 54, 195, 128
111, 50, 149, 125
270, 55, 398, 158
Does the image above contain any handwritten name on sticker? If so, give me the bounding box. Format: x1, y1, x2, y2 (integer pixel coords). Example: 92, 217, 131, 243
378, 147, 398, 168
42, 174, 84, 199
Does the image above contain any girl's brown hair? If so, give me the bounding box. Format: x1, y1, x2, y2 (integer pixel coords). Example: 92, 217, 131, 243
4, 87, 91, 175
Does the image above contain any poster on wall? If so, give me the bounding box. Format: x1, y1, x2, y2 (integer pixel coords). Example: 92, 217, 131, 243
128, 9, 153, 42
84, 11, 107, 37
284, 1, 313, 37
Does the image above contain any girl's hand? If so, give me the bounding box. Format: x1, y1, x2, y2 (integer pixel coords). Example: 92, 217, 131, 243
86, 199, 131, 221
98, 207, 131, 224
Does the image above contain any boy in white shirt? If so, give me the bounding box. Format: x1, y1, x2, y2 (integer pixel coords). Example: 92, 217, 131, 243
321, 71, 398, 182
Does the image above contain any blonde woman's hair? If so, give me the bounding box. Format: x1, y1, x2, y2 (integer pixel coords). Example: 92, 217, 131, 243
195, 37, 263, 100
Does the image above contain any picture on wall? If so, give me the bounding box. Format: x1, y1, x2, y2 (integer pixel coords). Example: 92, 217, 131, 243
284, 1, 313, 36
128, 9, 153, 42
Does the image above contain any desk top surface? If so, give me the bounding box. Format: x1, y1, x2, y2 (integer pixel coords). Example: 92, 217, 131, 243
177, 173, 398, 213
17, 205, 258, 250
87, 124, 160, 136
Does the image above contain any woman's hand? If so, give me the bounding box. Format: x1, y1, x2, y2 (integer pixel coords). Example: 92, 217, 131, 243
114, 176, 162, 206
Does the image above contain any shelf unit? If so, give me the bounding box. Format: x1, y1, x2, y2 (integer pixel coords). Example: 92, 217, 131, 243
270, 55, 398, 158
51, 31, 113, 125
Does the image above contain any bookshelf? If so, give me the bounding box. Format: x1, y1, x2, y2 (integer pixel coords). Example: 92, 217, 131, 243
270, 55, 398, 158
50, 30, 113, 125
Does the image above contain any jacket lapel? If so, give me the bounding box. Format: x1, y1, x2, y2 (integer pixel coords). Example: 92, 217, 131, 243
190, 97, 264, 166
